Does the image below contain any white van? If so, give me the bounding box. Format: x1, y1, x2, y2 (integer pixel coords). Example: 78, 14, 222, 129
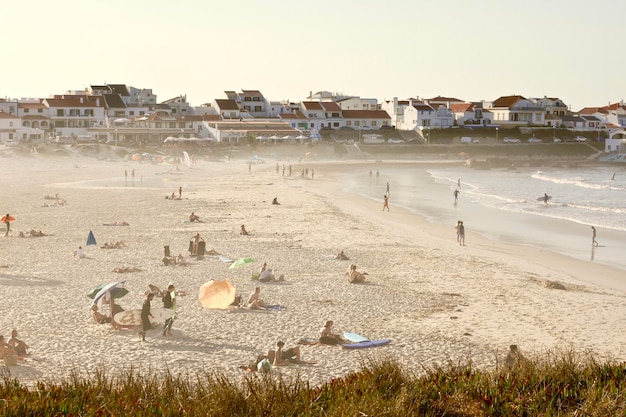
461, 137, 472, 143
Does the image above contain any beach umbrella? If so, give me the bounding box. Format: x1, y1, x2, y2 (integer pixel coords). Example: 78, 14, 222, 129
87, 282, 129, 301
1, 214, 15, 222
198, 279, 236, 309
229, 257, 256, 269
90, 281, 127, 305
86, 230, 97, 246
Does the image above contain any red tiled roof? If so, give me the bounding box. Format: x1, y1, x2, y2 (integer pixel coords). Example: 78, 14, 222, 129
0, 111, 19, 119
450, 103, 474, 113
302, 101, 324, 111
215, 99, 240, 111
341, 110, 390, 119
279, 111, 307, 120
321, 101, 342, 111
18, 102, 45, 109
45, 97, 102, 108
427, 96, 464, 102
241, 90, 264, 98
412, 104, 434, 111
492, 95, 525, 108
579, 107, 607, 115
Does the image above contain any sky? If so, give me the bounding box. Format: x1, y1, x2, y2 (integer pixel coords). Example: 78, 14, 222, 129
2, 0, 624, 111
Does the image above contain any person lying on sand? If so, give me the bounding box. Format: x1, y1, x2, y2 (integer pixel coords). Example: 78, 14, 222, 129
162, 254, 188, 266
345, 264, 367, 284
101, 241, 127, 249
102, 221, 129, 226
269, 341, 305, 366
112, 266, 142, 273
335, 250, 349, 260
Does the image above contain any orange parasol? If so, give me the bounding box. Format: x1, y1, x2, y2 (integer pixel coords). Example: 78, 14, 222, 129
1, 214, 15, 222
198, 279, 236, 309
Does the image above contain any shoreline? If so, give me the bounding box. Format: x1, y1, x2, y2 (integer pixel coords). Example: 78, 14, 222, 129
1, 153, 626, 389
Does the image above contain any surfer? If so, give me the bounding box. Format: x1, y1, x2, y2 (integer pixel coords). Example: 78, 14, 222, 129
591, 226, 599, 247
162, 284, 176, 336
543, 193, 549, 204
139, 293, 154, 342
612, 172, 616, 181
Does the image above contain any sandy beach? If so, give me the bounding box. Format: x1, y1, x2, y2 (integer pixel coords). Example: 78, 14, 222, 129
1, 145, 625, 388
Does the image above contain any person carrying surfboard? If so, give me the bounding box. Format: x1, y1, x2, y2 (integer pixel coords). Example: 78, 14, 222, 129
543, 193, 549, 205
162, 284, 176, 336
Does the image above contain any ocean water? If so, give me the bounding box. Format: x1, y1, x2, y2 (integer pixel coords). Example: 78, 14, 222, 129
343, 164, 626, 272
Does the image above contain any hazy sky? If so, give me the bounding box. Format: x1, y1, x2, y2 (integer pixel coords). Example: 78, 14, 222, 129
2, 0, 624, 111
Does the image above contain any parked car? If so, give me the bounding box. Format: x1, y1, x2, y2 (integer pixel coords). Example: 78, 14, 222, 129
503, 137, 521, 143
573, 136, 587, 142
387, 138, 405, 144
553, 138, 562, 143
527, 138, 543, 143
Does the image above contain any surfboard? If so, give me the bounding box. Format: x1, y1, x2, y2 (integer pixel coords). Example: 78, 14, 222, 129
343, 332, 369, 343
536, 195, 552, 201
114, 308, 175, 326
219, 256, 234, 264
341, 339, 392, 349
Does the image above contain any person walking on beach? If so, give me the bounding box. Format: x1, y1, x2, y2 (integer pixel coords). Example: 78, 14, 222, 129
3, 213, 10, 236
162, 284, 176, 336
453, 189, 460, 203
458, 221, 465, 246
543, 193, 550, 205
591, 226, 597, 245
386, 182, 390, 196
455, 220, 462, 242
382, 194, 389, 211
457, 178, 461, 188
139, 293, 154, 341
179, 186, 182, 199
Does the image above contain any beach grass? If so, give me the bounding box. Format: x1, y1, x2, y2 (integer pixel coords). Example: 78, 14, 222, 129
1, 350, 625, 416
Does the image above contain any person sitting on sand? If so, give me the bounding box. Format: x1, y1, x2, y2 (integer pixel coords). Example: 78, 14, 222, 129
112, 266, 142, 273
91, 305, 112, 325
335, 250, 349, 260
269, 341, 303, 366
505, 344, 524, 368
259, 268, 276, 282
272, 197, 280, 205
319, 320, 345, 345
240, 224, 249, 235
189, 212, 202, 223
7, 329, 29, 357
247, 287, 267, 310
74, 246, 87, 259
345, 264, 367, 284
190, 233, 203, 255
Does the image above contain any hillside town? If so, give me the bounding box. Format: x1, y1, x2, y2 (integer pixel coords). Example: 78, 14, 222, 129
1, 85, 625, 152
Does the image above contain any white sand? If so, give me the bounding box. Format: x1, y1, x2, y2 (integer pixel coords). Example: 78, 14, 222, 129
1, 146, 625, 387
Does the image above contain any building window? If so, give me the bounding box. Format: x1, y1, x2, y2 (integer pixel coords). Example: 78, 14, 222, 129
346, 121, 352, 126
254, 106, 262, 112
57, 109, 64, 116
24, 108, 29, 113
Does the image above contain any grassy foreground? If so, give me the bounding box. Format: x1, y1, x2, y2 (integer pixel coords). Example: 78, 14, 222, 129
1, 351, 625, 416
